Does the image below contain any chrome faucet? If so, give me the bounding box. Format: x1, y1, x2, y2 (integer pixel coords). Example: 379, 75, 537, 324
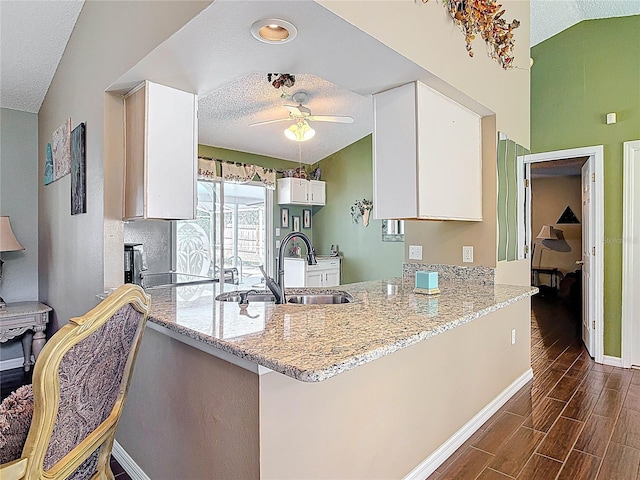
259, 231, 317, 304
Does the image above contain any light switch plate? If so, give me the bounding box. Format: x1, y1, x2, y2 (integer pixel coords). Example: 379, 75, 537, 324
409, 245, 422, 260
276, 228, 281, 237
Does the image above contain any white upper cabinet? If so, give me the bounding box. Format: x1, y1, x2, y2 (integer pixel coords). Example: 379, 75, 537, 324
123, 81, 198, 220
277, 178, 326, 206
373, 81, 483, 221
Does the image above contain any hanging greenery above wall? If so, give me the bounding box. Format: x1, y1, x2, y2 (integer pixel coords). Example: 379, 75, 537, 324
423, 0, 520, 69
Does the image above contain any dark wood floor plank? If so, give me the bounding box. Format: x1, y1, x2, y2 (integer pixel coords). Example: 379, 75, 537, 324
592, 388, 626, 418
517, 453, 563, 480
537, 416, 585, 462
522, 397, 566, 433
574, 413, 616, 457
612, 408, 640, 450
489, 427, 544, 477
625, 383, 640, 412
579, 371, 610, 396
476, 467, 514, 480
471, 412, 526, 455
562, 389, 600, 422
605, 370, 634, 391
596, 442, 640, 480
549, 375, 582, 402
557, 450, 602, 480
438, 447, 494, 480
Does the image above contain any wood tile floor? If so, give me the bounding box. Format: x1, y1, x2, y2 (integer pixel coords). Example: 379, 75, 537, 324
428, 296, 640, 480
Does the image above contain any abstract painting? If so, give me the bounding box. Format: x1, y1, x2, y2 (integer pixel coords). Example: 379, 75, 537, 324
43, 143, 54, 185
52, 118, 71, 180
71, 122, 86, 215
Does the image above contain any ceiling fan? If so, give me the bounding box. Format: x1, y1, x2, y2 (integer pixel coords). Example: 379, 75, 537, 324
249, 92, 354, 141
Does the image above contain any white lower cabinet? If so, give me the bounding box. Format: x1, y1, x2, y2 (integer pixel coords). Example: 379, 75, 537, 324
283, 257, 340, 287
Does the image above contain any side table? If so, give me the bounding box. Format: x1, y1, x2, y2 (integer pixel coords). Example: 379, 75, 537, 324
0, 302, 52, 372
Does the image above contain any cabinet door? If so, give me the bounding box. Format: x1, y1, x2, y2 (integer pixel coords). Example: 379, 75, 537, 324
308, 181, 326, 205
277, 178, 309, 205
306, 270, 324, 287
323, 269, 340, 287
145, 82, 197, 220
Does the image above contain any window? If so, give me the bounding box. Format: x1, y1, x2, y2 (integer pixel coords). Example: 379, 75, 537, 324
175, 180, 273, 288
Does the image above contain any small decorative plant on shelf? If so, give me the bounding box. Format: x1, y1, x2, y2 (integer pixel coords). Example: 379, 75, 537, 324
351, 199, 373, 227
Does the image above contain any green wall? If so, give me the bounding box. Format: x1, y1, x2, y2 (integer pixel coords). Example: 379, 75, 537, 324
312, 136, 404, 283
531, 15, 640, 357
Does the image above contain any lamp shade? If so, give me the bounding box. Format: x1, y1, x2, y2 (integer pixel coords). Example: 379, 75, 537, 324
536, 224, 558, 240
284, 120, 315, 142
0, 216, 25, 252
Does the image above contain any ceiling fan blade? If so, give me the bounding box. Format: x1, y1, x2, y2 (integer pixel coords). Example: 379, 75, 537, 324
284, 105, 308, 117
307, 115, 354, 124
248, 118, 291, 127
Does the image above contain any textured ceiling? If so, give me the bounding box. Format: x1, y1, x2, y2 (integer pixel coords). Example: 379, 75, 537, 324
0, 0, 83, 113
530, 0, 640, 46
2, 0, 639, 162
198, 73, 372, 163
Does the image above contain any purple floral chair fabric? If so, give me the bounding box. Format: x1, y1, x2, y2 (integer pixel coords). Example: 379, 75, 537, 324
0, 285, 149, 480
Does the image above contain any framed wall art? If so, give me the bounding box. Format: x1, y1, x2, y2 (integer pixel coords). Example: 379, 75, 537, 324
52, 118, 71, 180
292, 215, 301, 232
280, 207, 289, 229
303, 209, 311, 229
71, 122, 86, 215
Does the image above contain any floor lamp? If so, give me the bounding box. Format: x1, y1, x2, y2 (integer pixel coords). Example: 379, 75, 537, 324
532, 224, 558, 267
0, 216, 25, 309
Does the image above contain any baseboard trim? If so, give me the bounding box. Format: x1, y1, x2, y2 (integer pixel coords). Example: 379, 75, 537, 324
404, 368, 534, 480
0, 357, 25, 371
112, 440, 150, 480
603, 355, 623, 368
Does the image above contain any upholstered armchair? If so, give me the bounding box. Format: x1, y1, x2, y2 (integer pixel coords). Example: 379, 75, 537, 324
0, 284, 150, 480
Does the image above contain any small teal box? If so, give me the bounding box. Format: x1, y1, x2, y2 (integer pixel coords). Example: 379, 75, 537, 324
414, 271, 440, 295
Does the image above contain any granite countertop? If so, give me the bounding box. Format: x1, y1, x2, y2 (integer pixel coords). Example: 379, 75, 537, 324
143, 278, 537, 382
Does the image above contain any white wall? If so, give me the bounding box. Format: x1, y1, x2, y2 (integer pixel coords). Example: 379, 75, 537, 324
37, 1, 211, 333
0, 108, 39, 361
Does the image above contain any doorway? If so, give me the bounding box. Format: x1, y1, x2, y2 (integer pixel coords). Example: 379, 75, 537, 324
522, 146, 604, 363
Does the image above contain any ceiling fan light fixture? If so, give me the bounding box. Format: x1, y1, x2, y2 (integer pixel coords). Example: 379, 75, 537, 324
285, 121, 315, 142
251, 19, 297, 44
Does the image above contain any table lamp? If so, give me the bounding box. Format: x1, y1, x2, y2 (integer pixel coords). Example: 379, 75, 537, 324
0, 216, 25, 309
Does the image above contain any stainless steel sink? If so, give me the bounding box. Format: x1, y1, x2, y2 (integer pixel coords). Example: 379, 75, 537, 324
286, 291, 353, 305
215, 291, 276, 303
216, 290, 353, 305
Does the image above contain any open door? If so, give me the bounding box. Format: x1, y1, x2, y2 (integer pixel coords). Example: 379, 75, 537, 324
581, 159, 594, 356
523, 145, 603, 361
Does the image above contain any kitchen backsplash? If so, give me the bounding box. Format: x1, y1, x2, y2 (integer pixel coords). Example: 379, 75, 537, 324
124, 220, 172, 274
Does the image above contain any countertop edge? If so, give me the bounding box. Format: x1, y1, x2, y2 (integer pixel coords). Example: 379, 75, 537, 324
147, 286, 537, 382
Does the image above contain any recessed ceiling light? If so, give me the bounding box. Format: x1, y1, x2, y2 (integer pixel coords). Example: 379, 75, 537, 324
251, 19, 297, 44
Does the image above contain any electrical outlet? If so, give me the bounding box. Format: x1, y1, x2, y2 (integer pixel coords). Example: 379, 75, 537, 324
276, 228, 281, 237
462, 246, 473, 263
511, 329, 516, 345
275, 240, 281, 249
409, 245, 422, 260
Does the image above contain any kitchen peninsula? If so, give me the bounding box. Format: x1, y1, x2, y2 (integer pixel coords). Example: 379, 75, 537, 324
116, 276, 536, 479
